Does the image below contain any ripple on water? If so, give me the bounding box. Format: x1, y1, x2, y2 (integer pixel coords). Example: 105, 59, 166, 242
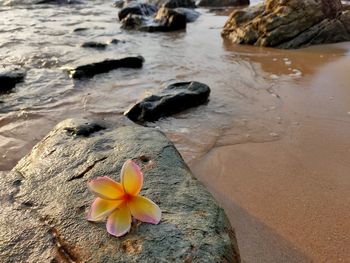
1, 1, 350, 262
0, 0, 348, 171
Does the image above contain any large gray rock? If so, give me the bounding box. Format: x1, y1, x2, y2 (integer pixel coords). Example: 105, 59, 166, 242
0, 119, 240, 262
81, 41, 107, 49
222, 0, 350, 48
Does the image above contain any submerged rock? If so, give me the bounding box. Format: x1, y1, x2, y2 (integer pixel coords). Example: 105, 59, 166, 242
125, 81, 210, 123
0, 118, 240, 262
222, 0, 350, 48
0, 70, 25, 94
68, 56, 144, 79
197, 0, 248, 7
81, 41, 107, 49
118, 2, 158, 21
121, 7, 187, 32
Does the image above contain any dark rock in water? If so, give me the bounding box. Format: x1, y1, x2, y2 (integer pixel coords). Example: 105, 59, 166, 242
68, 56, 144, 79
64, 121, 106, 137
36, 0, 82, 4
152, 0, 196, 8
0, 70, 25, 94
222, 0, 350, 48
197, 0, 248, 7
81, 41, 107, 49
118, 2, 158, 21
121, 7, 187, 32
174, 7, 200, 22
153, 7, 187, 30
125, 81, 210, 123
0, 118, 240, 262
73, 27, 88, 32
109, 38, 124, 44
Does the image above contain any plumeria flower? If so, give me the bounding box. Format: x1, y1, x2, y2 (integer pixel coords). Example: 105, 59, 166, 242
87, 159, 161, 237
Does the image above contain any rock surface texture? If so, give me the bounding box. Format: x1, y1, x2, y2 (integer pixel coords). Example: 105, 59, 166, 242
68, 56, 144, 79
0, 70, 25, 94
222, 0, 350, 48
125, 81, 210, 123
118, 3, 158, 21
197, 0, 249, 7
121, 7, 187, 32
0, 119, 240, 263
173, 7, 200, 22
150, 0, 196, 8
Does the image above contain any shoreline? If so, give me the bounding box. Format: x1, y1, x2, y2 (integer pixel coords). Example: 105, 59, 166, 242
1, 1, 350, 261
191, 56, 350, 262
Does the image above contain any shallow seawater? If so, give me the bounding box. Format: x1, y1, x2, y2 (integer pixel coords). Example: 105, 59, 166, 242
0, 0, 345, 171
0, 0, 274, 170
1, 1, 350, 262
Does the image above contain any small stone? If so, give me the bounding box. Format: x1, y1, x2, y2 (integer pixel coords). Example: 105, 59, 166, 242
67, 56, 144, 79
73, 27, 88, 32
269, 132, 279, 137
109, 39, 124, 44
81, 42, 107, 49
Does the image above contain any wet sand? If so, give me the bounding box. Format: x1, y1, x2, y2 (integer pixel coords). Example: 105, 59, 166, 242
1, 2, 350, 261
191, 56, 350, 262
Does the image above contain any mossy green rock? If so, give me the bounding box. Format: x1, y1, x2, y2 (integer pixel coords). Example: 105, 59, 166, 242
0, 119, 240, 262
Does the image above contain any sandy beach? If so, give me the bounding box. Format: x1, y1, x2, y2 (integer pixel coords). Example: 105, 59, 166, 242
192, 54, 350, 262
1, 0, 350, 261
